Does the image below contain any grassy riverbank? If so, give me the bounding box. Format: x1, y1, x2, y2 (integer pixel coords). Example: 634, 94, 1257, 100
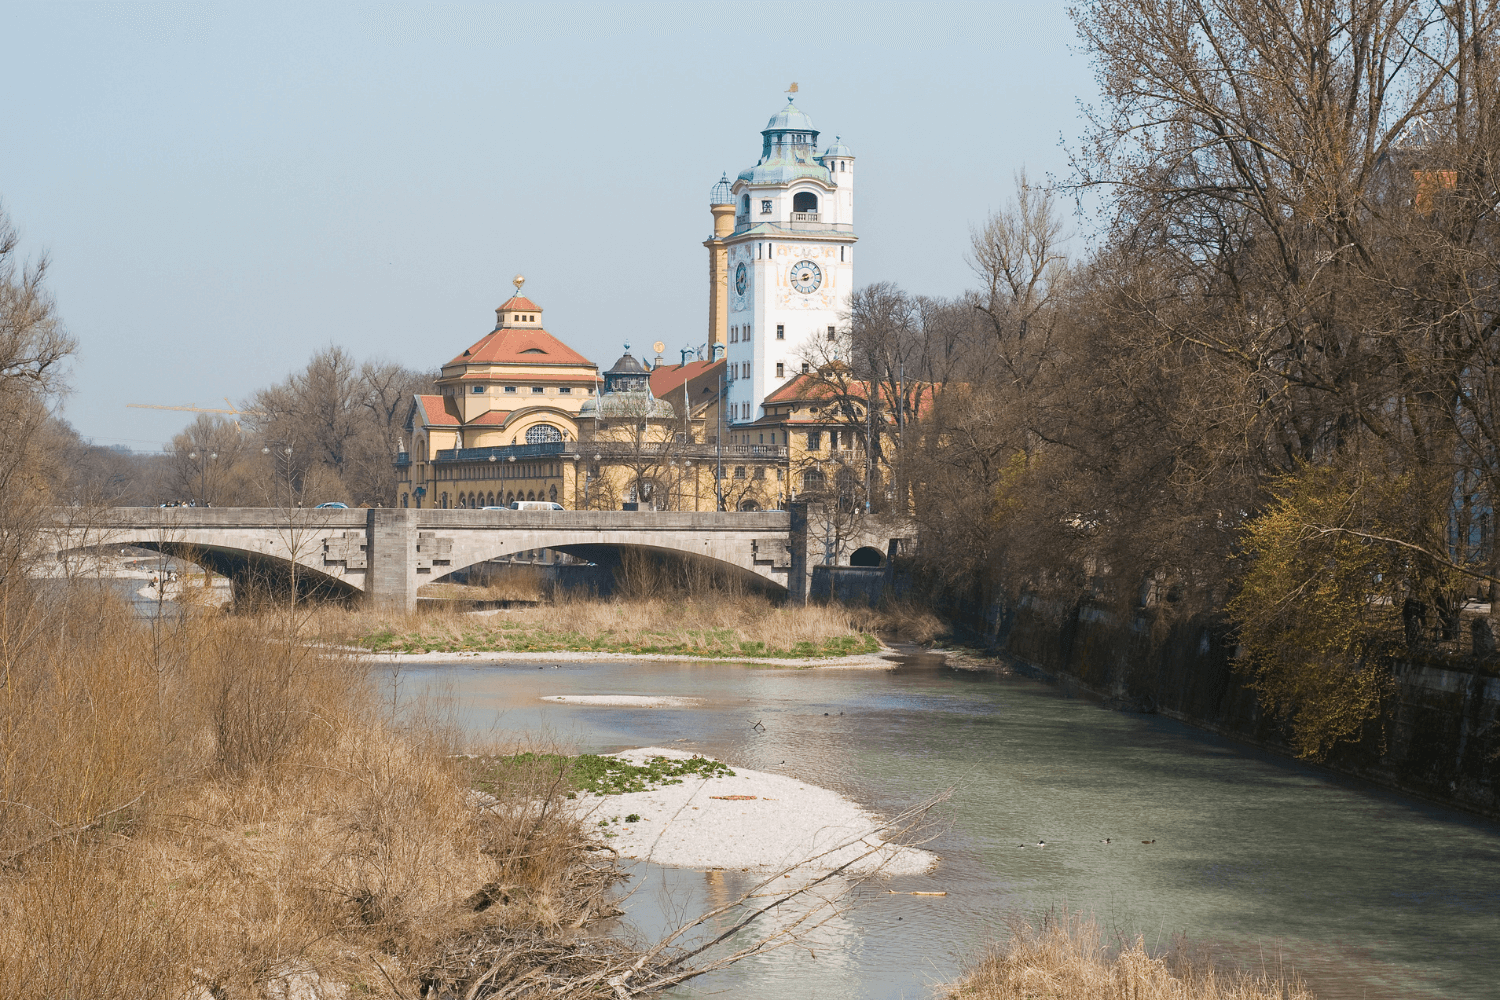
0, 582, 637, 999
324, 594, 910, 660
948, 914, 1313, 1000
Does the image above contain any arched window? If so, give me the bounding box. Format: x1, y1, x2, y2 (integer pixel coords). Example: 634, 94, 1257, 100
792, 191, 818, 213
549, 485, 558, 503
506, 491, 515, 504
487, 491, 495, 506
441, 492, 449, 509
740, 194, 749, 214
739, 499, 761, 511
527, 491, 536, 501
526, 424, 563, 444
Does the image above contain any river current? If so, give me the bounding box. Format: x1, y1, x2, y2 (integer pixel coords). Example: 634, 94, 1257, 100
395, 654, 1500, 999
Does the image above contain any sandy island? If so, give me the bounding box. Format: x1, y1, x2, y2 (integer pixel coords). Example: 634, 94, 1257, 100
564, 747, 936, 875
370, 647, 902, 669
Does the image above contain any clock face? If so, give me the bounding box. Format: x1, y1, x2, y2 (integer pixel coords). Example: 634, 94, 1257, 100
791, 260, 822, 294
734, 263, 748, 296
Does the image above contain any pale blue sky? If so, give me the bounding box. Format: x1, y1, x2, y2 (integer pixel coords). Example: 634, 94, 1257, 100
1, 1, 1097, 449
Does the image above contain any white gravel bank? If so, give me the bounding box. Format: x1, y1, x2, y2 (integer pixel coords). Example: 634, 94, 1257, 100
369, 648, 899, 668
574, 747, 935, 876
540, 694, 704, 708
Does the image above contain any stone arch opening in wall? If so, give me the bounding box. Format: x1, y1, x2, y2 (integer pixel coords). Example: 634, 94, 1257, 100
116, 539, 363, 608
428, 541, 787, 598
526, 423, 563, 444
739, 499, 761, 511
850, 545, 884, 567
506, 491, 515, 504
549, 485, 558, 503
793, 191, 818, 213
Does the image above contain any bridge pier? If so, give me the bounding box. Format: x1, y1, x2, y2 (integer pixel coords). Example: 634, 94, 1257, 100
788, 502, 811, 605
368, 508, 418, 614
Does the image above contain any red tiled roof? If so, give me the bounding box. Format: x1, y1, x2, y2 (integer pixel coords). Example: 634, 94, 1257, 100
467, 410, 513, 426
455, 371, 600, 383
762, 373, 942, 421
417, 394, 461, 427
497, 295, 540, 312
649, 359, 723, 397
449, 326, 595, 367
763, 373, 851, 404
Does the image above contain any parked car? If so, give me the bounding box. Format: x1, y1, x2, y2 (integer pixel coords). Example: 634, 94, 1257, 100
510, 501, 565, 511
314, 501, 349, 509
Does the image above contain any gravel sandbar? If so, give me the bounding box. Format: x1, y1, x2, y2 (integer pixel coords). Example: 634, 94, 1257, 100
539, 694, 705, 708
368, 648, 899, 668
573, 747, 936, 875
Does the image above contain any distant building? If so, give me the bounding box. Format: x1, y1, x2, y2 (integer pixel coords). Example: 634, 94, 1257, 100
398, 96, 893, 511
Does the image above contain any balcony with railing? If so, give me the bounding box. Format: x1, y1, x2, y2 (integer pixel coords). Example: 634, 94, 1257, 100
590, 442, 787, 461
431, 440, 788, 465
732, 217, 854, 236
434, 441, 573, 463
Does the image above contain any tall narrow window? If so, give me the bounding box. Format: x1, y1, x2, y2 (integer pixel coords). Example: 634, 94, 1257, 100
744, 325, 751, 342
776, 362, 784, 377
827, 326, 836, 340
776, 324, 785, 339
840, 246, 845, 260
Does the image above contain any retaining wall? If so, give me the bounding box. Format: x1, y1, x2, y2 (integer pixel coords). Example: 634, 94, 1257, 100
987, 597, 1500, 818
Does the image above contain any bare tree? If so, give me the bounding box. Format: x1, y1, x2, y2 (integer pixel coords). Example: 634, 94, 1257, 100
0, 208, 75, 588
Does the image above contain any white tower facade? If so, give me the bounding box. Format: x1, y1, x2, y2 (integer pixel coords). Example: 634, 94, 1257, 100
721, 98, 856, 428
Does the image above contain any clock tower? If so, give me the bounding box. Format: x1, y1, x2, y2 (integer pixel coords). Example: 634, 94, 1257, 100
707, 96, 856, 428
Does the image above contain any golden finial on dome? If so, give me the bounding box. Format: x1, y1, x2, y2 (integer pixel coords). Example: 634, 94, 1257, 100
513, 274, 525, 293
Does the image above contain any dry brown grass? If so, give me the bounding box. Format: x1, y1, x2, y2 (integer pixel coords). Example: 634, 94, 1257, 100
320, 590, 885, 658
420, 563, 549, 603
948, 913, 1314, 1000
0, 580, 612, 1000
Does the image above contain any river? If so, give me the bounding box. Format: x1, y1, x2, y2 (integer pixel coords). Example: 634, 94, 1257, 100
393, 653, 1500, 1000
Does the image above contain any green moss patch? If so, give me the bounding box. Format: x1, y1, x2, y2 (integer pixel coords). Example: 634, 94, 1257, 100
466, 752, 735, 799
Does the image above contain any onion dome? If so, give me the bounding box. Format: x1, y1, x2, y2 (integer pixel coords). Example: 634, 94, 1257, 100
579, 344, 676, 419
710, 172, 733, 205
764, 96, 816, 136
822, 135, 852, 157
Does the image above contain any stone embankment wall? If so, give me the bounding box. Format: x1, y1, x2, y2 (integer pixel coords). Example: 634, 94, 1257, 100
984, 597, 1500, 819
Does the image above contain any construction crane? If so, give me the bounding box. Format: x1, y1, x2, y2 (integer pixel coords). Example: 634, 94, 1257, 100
127, 398, 265, 431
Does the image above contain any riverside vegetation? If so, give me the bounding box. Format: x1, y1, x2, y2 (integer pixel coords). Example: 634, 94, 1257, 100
947, 914, 1312, 1000
0, 582, 642, 999
337, 595, 884, 659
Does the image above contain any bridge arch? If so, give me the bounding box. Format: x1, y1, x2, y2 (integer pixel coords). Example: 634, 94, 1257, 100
56, 533, 363, 607
431, 537, 786, 596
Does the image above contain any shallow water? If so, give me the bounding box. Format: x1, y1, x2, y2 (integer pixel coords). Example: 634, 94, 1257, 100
396, 654, 1500, 999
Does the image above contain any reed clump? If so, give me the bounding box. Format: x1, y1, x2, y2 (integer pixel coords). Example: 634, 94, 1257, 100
949, 913, 1314, 1000
0, 580, 612, 1000
331, 590, 883, 659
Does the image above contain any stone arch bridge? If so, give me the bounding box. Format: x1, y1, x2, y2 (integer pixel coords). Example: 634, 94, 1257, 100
44, 507, 908, 612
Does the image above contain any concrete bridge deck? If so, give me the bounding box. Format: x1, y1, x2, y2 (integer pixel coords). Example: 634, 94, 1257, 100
45, 507, 903, 611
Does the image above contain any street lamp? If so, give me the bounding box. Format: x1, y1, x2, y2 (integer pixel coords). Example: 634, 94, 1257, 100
187, 450, 217, 506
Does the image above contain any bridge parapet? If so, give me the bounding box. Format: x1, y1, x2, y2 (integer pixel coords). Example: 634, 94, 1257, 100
46, 507, 904, 612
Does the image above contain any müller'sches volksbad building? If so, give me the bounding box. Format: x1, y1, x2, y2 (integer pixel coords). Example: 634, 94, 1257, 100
397, 96, 868, 510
